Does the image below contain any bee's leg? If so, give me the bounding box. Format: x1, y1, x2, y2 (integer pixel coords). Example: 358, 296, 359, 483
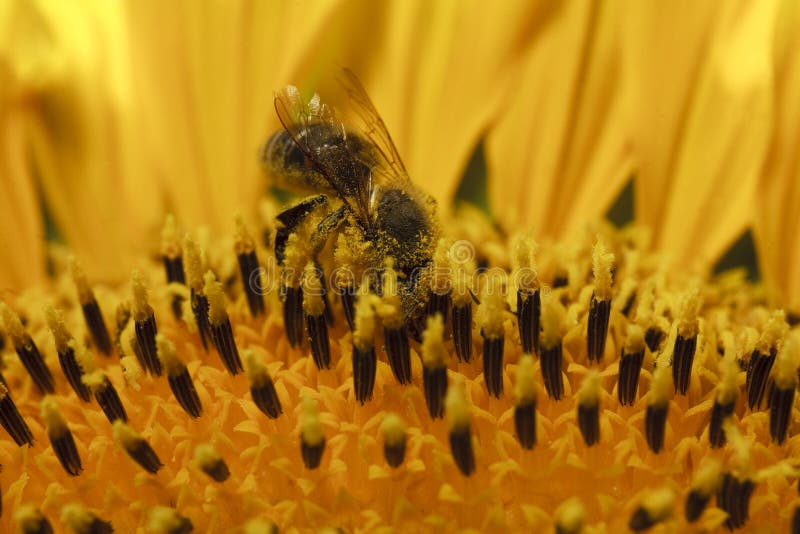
311, 205, 347, 256
275, 194, 328, 264
311, 205, 347, 326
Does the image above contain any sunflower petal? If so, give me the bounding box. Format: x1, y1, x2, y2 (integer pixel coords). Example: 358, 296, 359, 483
624, 0, 776, 271
754, 0, 800, 310
486, 1, 633, 237
124, 0, 345, 237
9, 0, 155, 281
346, 0, 548, 208
0, 0, 51, 289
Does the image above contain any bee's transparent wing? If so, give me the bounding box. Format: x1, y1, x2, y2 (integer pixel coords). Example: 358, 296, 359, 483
337, 68, 410, 185
274, 85, 371, 224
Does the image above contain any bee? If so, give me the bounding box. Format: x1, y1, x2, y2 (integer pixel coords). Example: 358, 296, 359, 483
262, 69, 439, 340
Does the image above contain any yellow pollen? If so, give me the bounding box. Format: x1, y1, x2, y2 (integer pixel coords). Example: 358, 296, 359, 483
553, 497, 585, 534
112, 420, 145, 449
71, 339, 97, 374
0, 302, 25, 345
353, 288, 377, 351
0, 382, 7, 400
120, 355, 144, 391
300, 397, 324, 447
242, 348, 271, 389
378, 257, 404, 329
648, 357, 671, 408
623, 323, 645, 354
540, 293, 565, 350
772, 335, 799, 390
479, 274, 505, 339
40, 395, 68, 437
60, 503, 96, 532
756, 309, 788, 354
450, 262, 474, 307
161, 214, 182, 259
183, 234, 205, 292
691, 459, 722, 496
676, 289, 701, 338
244, 518, 279, 534
514, 354, 537, 405
283, 234, 308, 287
44, 305, 71, 353
14, 505, 47, 532
194, 443, 223, 471
131, 269, 153, 321
430, 238, 452, 293
155, 334, 184, 377
591, 238, 614, 301
716, 335, 740, 405
67, 256, 93, 304
723, 420, 752, 477
380, 412, 406, 447
81, 370, 106, 394
301, 262, 326, 317
203, 271, 228, 326
234, 213, 256, 255
445, 380, 471, 432
148, 506, 187, 533
638, 487, 674, 522
422, 314, 448, 369
577, 371, 601, 408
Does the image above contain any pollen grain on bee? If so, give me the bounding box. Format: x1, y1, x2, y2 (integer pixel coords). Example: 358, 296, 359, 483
247, 249, 539, 298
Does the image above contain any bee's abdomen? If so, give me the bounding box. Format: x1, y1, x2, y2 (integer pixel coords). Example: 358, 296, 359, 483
260, 130, 333, 193
376, 189, 433, 269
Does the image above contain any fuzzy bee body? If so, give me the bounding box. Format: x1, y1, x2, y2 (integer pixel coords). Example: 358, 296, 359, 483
262, 70, 438, 319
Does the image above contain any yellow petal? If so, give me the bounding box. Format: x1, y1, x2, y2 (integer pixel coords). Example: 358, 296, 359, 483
10, 0, 155, 282
0, 111, 45, 290
123, 0, 346, 237
754, 0, 800, 311
486, 1, 633, 238
0, 0, 54, 289
623, 0, 775, 271
350, 0, 546, 208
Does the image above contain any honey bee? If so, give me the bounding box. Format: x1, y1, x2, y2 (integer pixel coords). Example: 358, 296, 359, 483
262, 69, 438, 331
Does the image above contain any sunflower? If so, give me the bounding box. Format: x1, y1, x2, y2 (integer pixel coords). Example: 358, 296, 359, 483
1, 1, 798, 532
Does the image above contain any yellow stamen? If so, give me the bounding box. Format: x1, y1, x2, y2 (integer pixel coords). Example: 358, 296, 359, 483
353, 288, 377, 352
422, 314, 448, 369
591, 238, 614, 301
161, 214, 181, 259
515, 354, 537, 405
67, 256, 93, 304
40, 395, 68, 437
44, 305, 71, 353
131, 269, 153, 321
377, 257, 404, 329
772, 335, 799, 390
445, 380, 470, 432
479, 273, 505, 340
234, 213, 256, 255
624, 323, 645, 354
183, 234, 205, 293
577, 370, 601, 408
554, 497, 585, 534
300, 397, 324, 447
301, 262, 326, 317
155, 334, 183, 377
380, 412, 406, 448
204, 271, 227, 326
0, 301, 25, 345
676, 289, 701, 339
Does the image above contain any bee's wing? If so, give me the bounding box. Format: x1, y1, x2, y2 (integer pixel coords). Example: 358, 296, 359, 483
274, 85, 371, 225
337, 68, 411, 185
